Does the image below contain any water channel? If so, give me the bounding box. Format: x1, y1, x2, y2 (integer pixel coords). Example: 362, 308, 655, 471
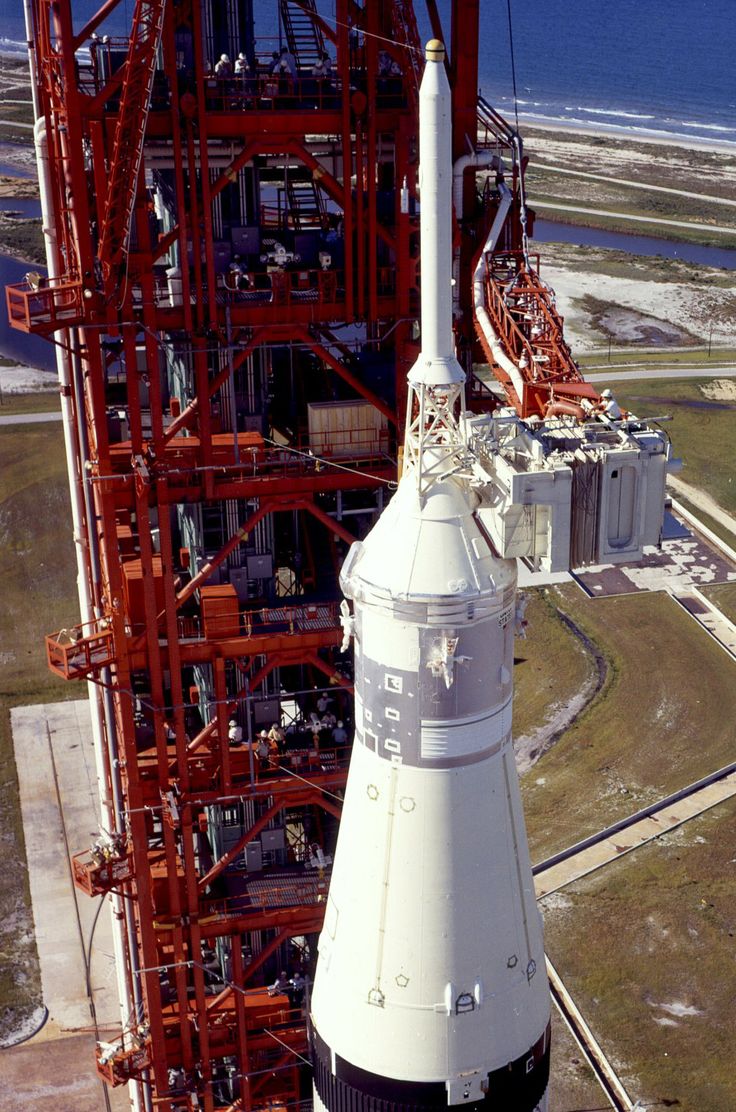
0, 216, 734, 373
532, 218, 736, 271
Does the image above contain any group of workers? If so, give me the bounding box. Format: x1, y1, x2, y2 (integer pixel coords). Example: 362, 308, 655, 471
268, 968, 308, 1008
212, 46, 334, 92
226, 692, 350, 775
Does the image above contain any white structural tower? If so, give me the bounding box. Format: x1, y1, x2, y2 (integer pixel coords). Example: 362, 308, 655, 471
310, 42, 551, 1111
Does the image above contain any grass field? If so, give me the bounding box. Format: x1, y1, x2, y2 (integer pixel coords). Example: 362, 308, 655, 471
578, 348, 736, 368
0, 216, 44, 264
699, 582, 736, 627
0, 420, 79, 1043
522, 125, 736, 248
612, 377, 736, 517
520, 584, 736, 861
512, 586, 595, 741
0, 393, 59, 416
530, 202, 736, 251
541, 798, 736, 1111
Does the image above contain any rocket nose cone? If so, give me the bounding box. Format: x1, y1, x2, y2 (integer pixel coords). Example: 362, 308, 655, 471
425, 38, 445, 62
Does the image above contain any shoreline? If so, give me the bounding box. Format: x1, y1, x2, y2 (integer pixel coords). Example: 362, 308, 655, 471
518, 116, 736, 158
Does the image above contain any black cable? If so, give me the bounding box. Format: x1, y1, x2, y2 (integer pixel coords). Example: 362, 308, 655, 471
84, 897, 113, 1112
506, 0, 520, 134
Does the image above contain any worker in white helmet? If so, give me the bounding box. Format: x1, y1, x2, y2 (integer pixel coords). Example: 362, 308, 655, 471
215, 53, 232, 79
599, 388, 622, 420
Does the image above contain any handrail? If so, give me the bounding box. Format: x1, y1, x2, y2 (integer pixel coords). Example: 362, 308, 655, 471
6, 275, 84, 334
176, 601, 341, 643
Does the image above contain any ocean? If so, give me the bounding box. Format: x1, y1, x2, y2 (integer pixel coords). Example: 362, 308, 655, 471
1, 0, 734, 148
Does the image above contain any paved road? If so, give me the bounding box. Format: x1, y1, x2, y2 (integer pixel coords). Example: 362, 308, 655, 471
529, 198, 736, 237
668, 475, 736, 541
0, 411, 62, 425
535, 769, 736, 898
586, 366, 736, 382
533, 162, 736, 208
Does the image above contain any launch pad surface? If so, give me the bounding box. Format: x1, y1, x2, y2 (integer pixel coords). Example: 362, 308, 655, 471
10, 702, 126, 1110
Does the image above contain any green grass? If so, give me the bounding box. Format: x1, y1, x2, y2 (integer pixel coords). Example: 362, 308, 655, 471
0, 393, 59, 416
542, 799, 736, 1111
521, 585, 736, 861
0, 216, 44, 263
0, 421, 79, 1043
530, 202, 736, 250
612, 377, 736, 516
699, 582, 736, 627
527, 170, 736, 231
523, 126, 736, 202
578, 348, 736, 368
512, 586, 595, 740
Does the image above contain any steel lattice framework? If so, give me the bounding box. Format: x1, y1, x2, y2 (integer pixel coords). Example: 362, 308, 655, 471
6, 2, 586, 1108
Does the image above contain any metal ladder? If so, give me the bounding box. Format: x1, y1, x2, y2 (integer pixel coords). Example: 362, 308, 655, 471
97, 0, 166, 290
279, 0, 325, 69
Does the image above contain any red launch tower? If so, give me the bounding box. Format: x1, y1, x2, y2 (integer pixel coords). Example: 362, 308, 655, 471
7, 2, 588, 1108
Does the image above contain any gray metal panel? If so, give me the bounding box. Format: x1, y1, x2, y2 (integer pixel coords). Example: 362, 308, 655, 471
261, 828, 285, 851
247, 553, 273, 579
228, 566, 250, 602
245, 842, 263, 871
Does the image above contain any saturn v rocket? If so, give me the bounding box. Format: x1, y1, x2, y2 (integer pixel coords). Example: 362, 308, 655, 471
309, 40, 551, 1111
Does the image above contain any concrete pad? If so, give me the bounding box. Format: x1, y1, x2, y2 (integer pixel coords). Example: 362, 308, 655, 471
12, 700, 122, 1036
0, 1032, 109, 1112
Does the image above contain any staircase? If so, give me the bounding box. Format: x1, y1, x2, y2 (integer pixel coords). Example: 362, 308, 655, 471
97, 0, 166, 287
285, 178, 325, 231
279, 0, 325, 69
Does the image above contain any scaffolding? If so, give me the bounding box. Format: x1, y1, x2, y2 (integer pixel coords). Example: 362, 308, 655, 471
7, 2, 543, 1108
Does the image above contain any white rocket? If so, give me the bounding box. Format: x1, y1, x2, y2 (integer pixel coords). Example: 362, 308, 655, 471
310, 41, 551, 1111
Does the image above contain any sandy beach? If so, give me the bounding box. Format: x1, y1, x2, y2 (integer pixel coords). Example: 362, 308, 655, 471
1, 107, 735, 372
519, 116, 736, 158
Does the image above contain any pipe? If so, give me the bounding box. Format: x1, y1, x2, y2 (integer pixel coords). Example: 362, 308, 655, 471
31, 44, 144, 1112
512, 133, 531, 266
452, 150, 502, 226
471, 181, 528, 406
70, 338, 150, 1112
545, 400, 585, 421
451, 149, 502, 318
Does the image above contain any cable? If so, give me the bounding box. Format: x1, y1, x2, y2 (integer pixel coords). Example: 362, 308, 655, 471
84, 896, 113, 1112
87, 440, 398, 488
262, 434, 398, 486
321, 14, 421, 56
505, 0, 521, 135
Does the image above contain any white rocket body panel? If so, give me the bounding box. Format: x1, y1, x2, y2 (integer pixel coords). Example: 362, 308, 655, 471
314, 743, 547, 1079
311, 479, 551, 1108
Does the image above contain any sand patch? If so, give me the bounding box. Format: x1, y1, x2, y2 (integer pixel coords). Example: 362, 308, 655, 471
700, 378, 736, 401
0, 365, 56, 393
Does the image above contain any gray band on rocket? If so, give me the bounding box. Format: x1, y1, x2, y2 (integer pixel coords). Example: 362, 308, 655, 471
354, 620, 513, 768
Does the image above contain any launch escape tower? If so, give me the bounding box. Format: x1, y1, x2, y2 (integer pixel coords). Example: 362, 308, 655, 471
5, 2, 629, 1110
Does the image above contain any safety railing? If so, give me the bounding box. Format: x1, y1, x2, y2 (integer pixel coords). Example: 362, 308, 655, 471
155, 266, 371, 308
72, 848, 135, 897
46, 621, 116, 680
483, 252, 581, 386
176, 601, 341, 643
6, 275, 85, 335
